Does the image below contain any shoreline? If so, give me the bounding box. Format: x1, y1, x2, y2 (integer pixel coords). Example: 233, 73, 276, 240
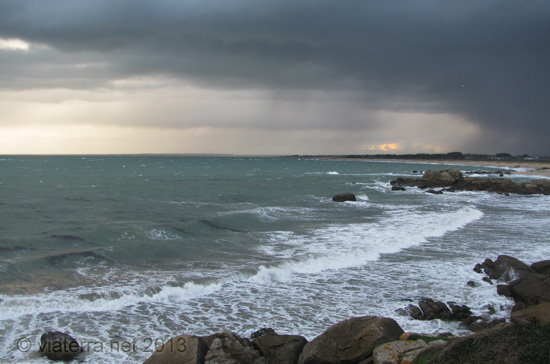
317, 157, 550, 177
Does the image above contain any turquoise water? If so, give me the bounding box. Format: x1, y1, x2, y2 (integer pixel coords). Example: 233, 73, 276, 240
1, 156, 549, 363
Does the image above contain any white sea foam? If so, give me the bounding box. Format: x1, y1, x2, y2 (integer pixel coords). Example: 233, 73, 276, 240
249, 206, 483, 284
327, 171, 339, 175
148, 228, 181, 241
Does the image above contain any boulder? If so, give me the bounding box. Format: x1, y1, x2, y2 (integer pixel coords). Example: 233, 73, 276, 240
530, 260, 550, 275
143, 335, 208, 364
39, 331, 81, 361
421, 169, 463, 187
480, 255, 535, 281
425, 189, 443, 194
511, 302, 550, 326
447, 302, 473, 321
204, 332, 265, 364
418, 299, 453, 320
372, 339, 427, 364
250, 328, 277, 340
332, 193, 356, 202
508, 275, 550, 308
252, 333, 307, 364
298, 316, 403, 364
391, 186, 407, 191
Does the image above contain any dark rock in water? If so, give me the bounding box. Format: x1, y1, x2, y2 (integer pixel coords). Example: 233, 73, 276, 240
298, 316, 403, 364
143, 334, 207, 364
447, 302, 473, 320
467, 280, 480, 287
418, 299, 453, 320
480, 255, 535, 281
391, 186, 407, 191
250, 328, 276, 340
253, 333, 307, 364
40, 331, 81, 361
50, 234, 85, 241
482, 276, 493, 285
399, 304, 423, 319
426, 189, 443, 194
479, 256, 550, 311
473, 263, 483, 273
404, 299, 474, 323
331, 192, 356, 202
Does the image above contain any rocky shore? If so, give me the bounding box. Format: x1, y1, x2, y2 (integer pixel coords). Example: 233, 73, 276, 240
39, 256, 550, 364
390, 168, 550, 195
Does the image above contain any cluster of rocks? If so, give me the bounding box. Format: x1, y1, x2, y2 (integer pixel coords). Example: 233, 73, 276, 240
38, 255, 550, 364
390, 168, 550, 195
397, 298, 504, 333
474, 255, 550, 312
141, 316, 449, 364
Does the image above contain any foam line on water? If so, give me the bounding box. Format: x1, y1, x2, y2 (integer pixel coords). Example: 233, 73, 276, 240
0, 280, 226, 319
0, 207, 483, 319
249, 206, 483, 284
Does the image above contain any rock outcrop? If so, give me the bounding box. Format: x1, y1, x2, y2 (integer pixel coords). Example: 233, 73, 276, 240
298, 316, 404, 364
137, 255, 550, 364
204, 332, 265, 364
475, 255, 550, 311
390, 169, 550, 195
252, 330, 307, 364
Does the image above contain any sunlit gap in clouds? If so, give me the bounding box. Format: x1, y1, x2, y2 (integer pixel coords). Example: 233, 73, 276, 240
0, 38, 30, 51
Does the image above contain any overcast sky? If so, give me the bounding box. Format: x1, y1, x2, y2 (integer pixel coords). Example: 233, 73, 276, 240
1, 0, 549, 155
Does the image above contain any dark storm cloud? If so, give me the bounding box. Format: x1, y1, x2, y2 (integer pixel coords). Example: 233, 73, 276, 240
1, 0, 549, 154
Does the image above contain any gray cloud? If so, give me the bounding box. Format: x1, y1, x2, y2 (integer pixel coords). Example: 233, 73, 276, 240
1, 0, 549, 154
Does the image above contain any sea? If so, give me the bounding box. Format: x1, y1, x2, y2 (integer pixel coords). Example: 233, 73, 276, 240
0, 156, 549, 363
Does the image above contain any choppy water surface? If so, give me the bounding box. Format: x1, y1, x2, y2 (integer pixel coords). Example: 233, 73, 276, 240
0, 156, 549, 363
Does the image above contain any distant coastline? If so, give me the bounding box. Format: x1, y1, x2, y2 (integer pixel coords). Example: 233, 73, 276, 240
309, 154, 550, 178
